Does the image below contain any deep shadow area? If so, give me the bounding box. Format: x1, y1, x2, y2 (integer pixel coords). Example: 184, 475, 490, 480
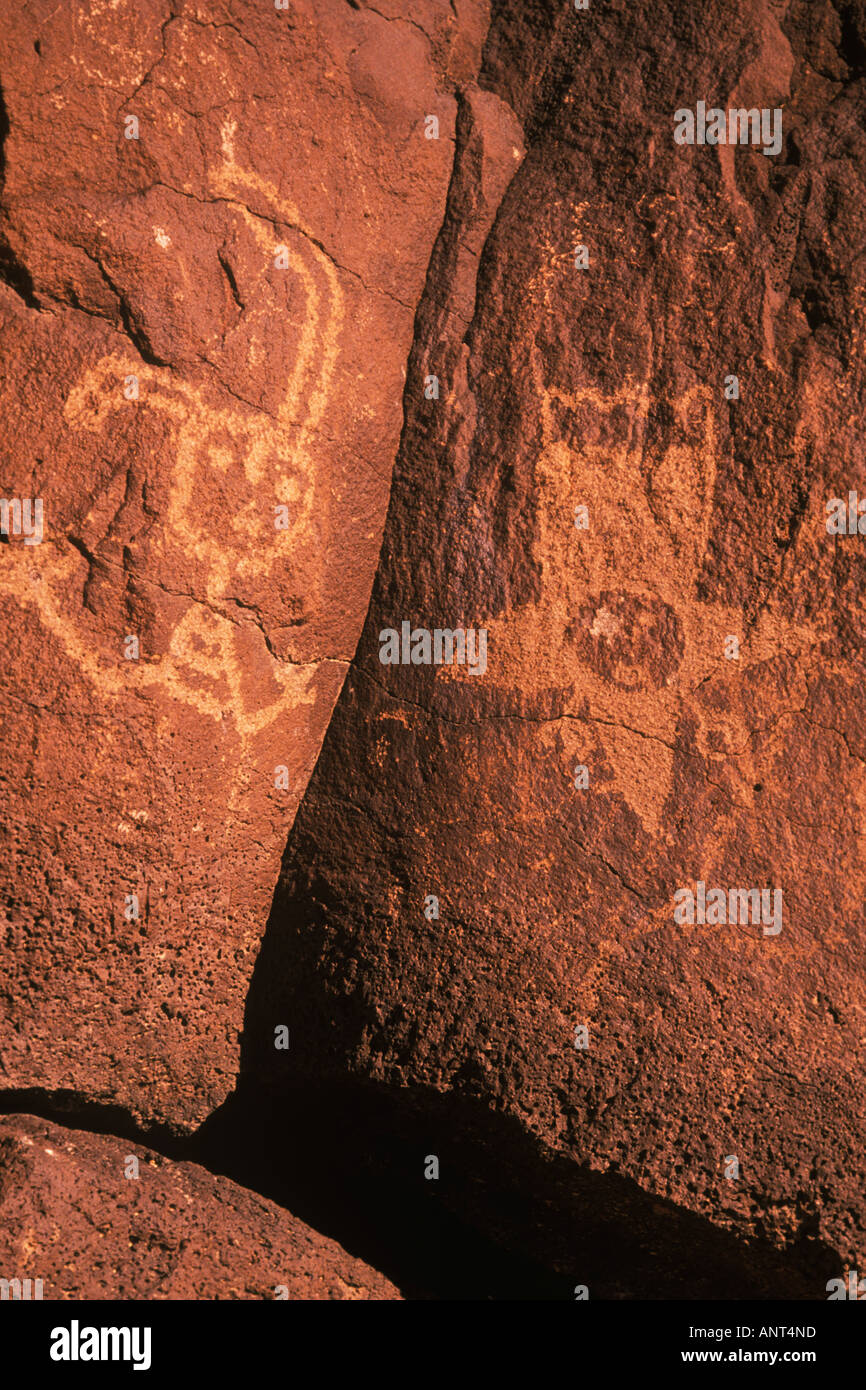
0, 1088, 187, 1158
190, 1077, 840, 1302
0, 1085, 562, 1300
191, 1083, 567, 1300
0, 1078, 840, 1300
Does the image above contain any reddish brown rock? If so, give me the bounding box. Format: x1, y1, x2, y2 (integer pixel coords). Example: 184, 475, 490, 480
0, 1113, 399, 1299
245, 0, 866, 1292
0, 0, 486, 1128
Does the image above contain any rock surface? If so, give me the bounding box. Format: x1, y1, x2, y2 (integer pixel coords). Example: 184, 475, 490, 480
0, 1113, 399, 1299
0, 0, 485, 1129
2, 0, 865, 1301
244, 0, 866, 1290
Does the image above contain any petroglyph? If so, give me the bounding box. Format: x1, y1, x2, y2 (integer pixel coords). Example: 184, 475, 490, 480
483, 367, 828, 843
0, 128, 347, 794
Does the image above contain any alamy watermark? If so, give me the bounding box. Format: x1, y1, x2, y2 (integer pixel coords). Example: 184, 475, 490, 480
379, 622, 487, 676
50, 1321, 152, 1371
0, 1276, 43, 1299
673, 881, 783, 936
826, 491, 866, 535
674, 103, 783, 157
0, 498, 43, 544
827, 1271, 866, 1299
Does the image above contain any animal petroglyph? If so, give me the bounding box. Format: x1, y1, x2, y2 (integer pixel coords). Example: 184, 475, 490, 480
0, 128, 347, 783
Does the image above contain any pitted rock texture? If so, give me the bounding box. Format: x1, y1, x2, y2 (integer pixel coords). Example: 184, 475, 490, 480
0, 0, 486, 1129
0, 1113, 399, 1299
245, 0, 866, 1287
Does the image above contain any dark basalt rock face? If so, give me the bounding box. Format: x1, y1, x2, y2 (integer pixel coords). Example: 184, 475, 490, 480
242, 0, 866, 1294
